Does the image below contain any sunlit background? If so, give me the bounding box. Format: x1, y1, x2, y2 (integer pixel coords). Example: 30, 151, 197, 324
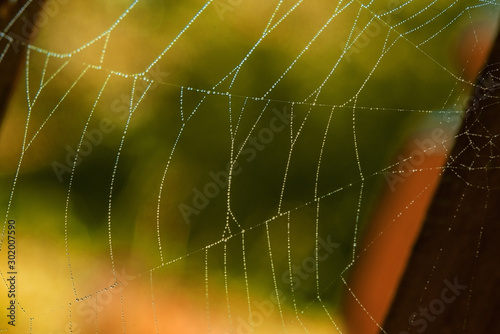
0, 0, 498, 333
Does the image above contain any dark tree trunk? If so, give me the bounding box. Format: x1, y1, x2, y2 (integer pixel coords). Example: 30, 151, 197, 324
382, 18, 500, 334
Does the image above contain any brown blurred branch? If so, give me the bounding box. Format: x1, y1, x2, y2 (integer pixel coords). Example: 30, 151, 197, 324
382, 17, 500, 334
0, 0, 45, 126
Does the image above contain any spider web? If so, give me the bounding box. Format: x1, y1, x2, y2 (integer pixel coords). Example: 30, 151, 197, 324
0, 0, 498, 333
